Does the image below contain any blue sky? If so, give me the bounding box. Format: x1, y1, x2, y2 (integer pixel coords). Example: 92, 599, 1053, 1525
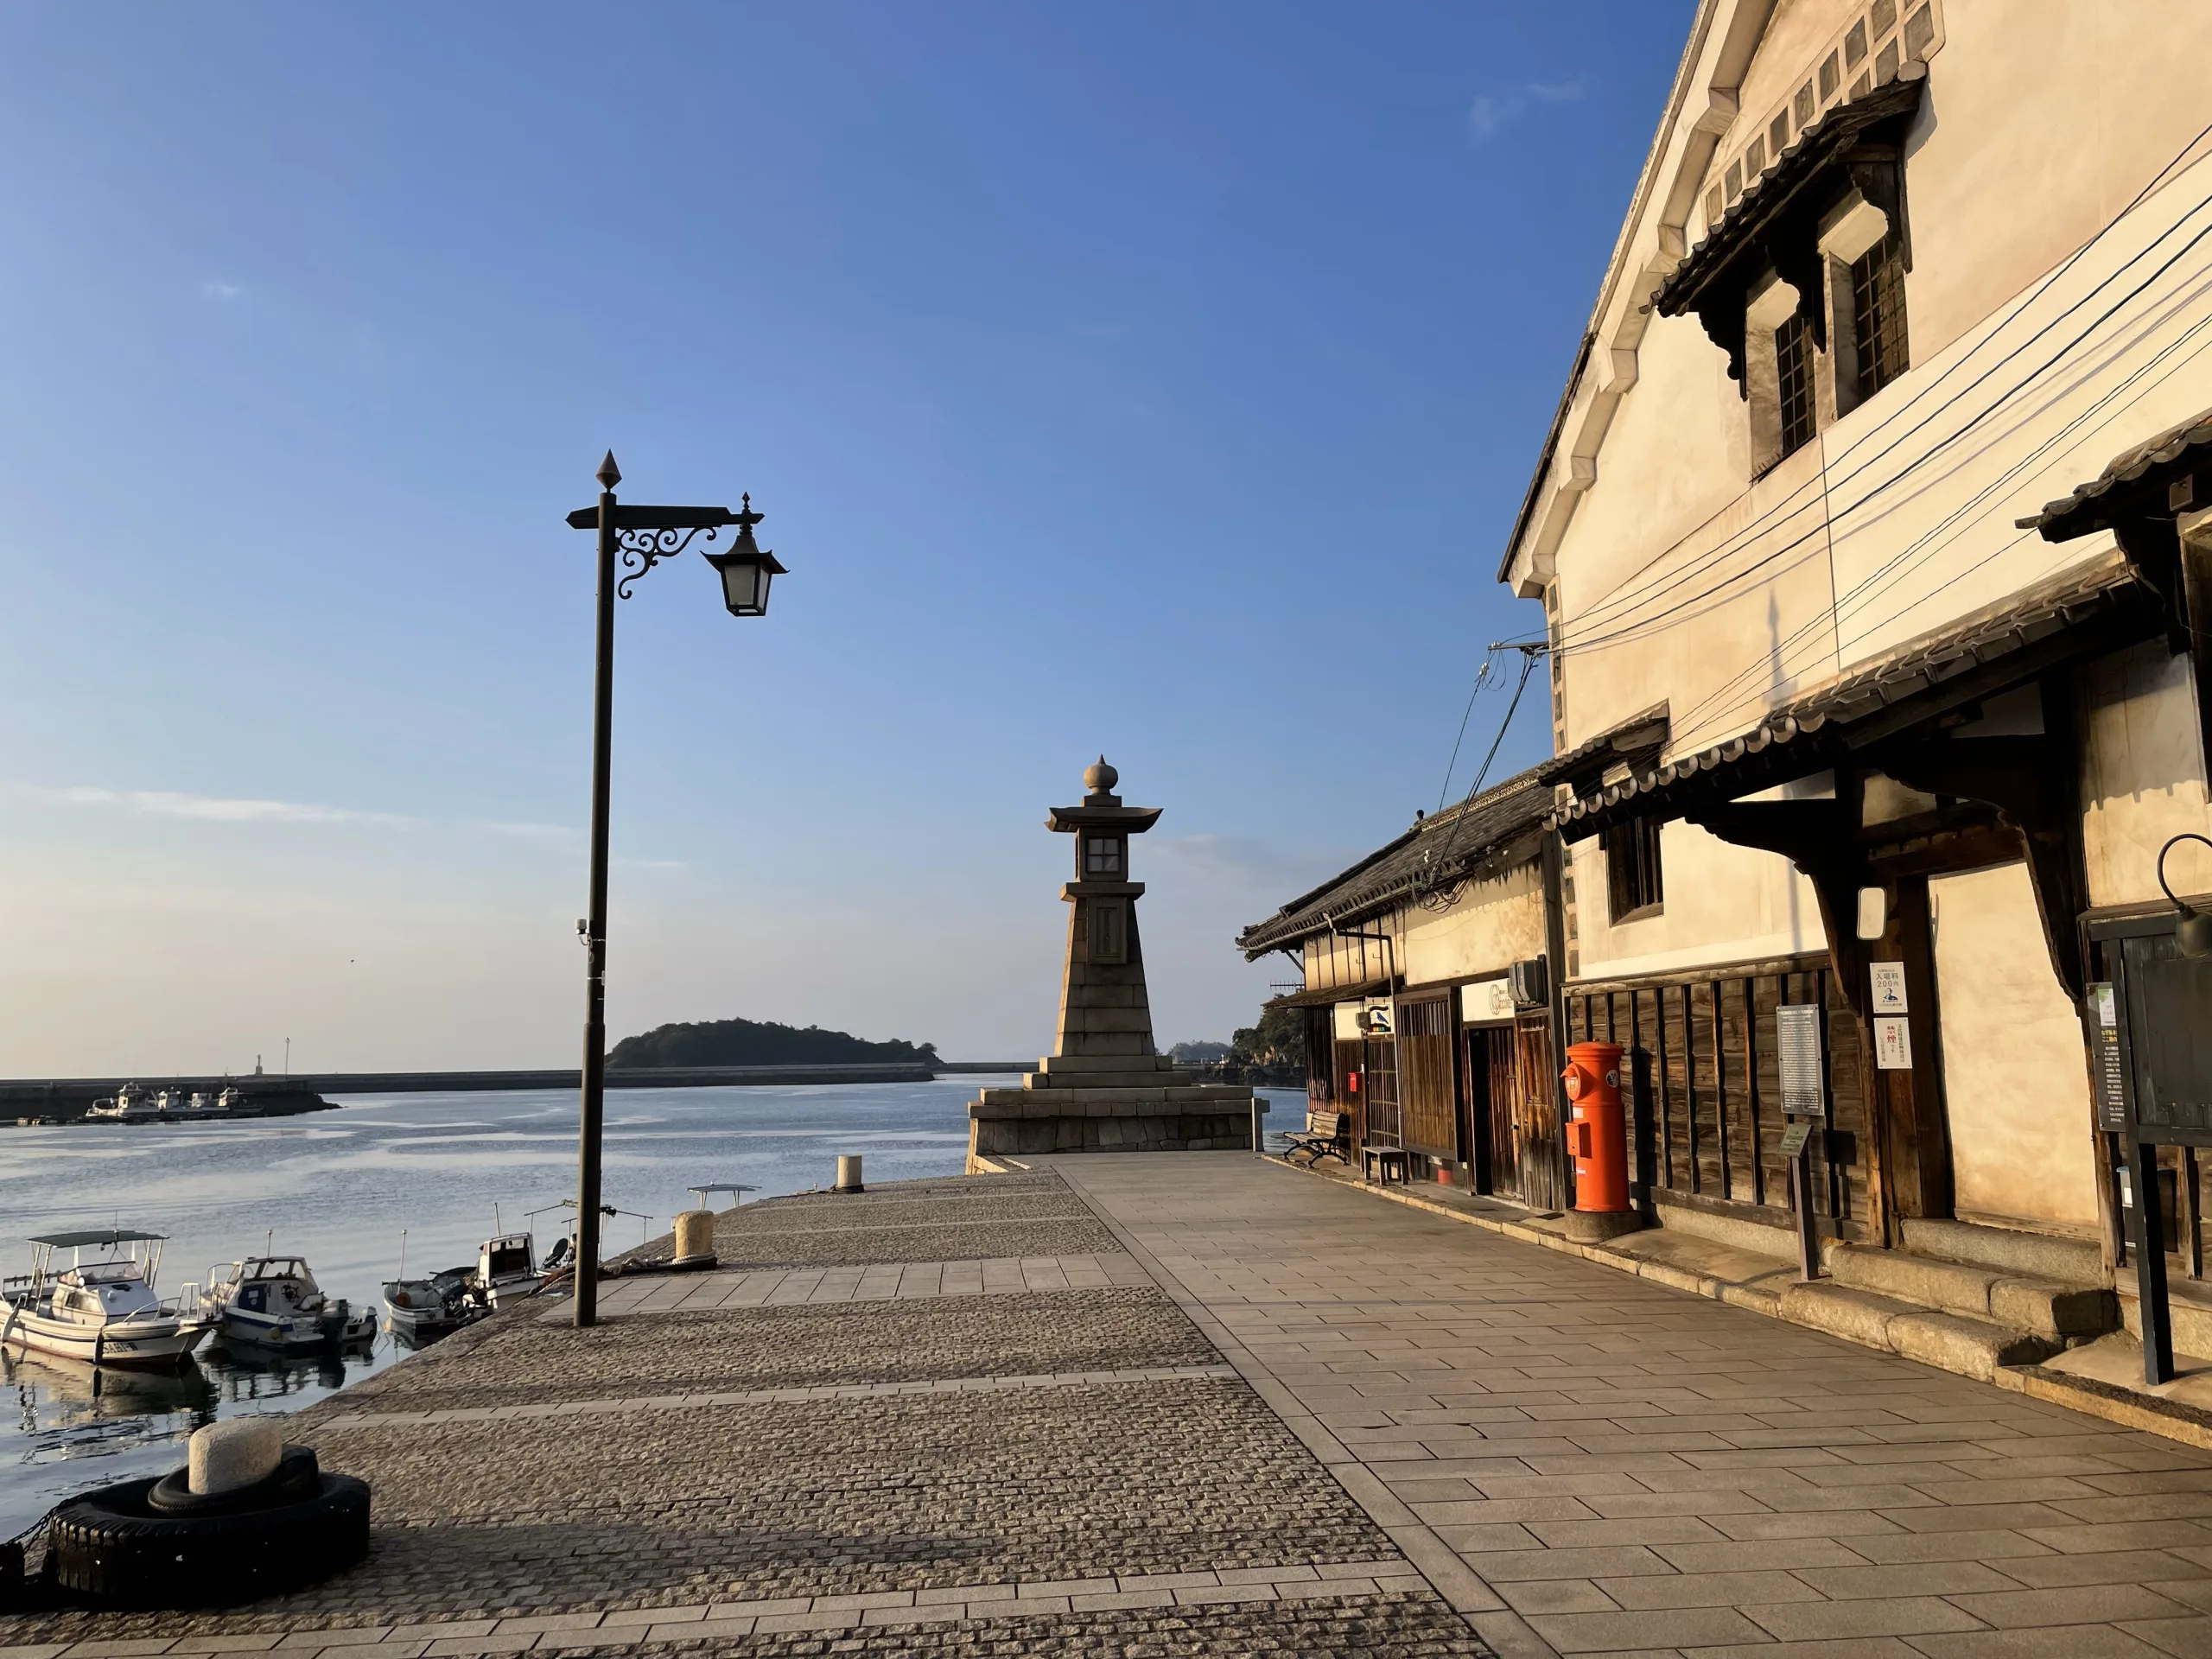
0, 3, 1693, 1072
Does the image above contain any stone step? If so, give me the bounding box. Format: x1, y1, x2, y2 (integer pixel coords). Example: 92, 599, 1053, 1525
1038, 1054, 1175, 1074
1897, 1215, 2106, 1286
1778, 1281, 2058, 1381
1825, 1246, 2113, 1339
1825, 1243, 2115, 1340
2119, 1281, 2212, 1361
1027, 1071, 1198, 1090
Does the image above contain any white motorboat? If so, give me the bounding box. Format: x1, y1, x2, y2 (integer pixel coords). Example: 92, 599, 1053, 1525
476, 1232, 540, 1307
198, 1255, 377, 1350
85, 1084, 162, 1122
0, 1230, 213, 1369
381, 1265, 474, 1339
381, 1229, 551, 1340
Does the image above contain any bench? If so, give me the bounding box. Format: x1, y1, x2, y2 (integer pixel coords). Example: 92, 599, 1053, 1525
1284, 1109, 1350, 1167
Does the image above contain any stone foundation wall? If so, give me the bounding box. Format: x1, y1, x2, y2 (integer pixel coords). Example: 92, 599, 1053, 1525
969, 1106, 1263, 1164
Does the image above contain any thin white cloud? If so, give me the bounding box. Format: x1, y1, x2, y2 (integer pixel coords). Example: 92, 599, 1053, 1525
19, 783, 407, 826
1470, 78, 1589, 142
200, 280, 243, 301
1468, 92, 1523, 138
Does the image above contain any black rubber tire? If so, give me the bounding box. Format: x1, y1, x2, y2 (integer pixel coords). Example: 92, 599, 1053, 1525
146, 1445, 321, 1516
48, 1472, 370, 1608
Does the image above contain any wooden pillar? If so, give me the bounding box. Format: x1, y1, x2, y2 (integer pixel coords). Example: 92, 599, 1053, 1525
1866, 874, 1953, 1223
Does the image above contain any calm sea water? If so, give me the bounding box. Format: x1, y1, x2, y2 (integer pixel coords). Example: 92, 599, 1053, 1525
0, 1078, 1300, 1536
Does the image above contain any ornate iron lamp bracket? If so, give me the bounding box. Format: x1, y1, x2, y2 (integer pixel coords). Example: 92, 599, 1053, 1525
565, 501, 747, 600
614, 523, 721, 599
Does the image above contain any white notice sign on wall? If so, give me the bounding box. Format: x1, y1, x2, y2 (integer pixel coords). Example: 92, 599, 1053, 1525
1870, 962, 1909, 1014
1775, 1004, 1824, 1116
1462, 978, 1516, 1025
1874, 1014, 1913, 1071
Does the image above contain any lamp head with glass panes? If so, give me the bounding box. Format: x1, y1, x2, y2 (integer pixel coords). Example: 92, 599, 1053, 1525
703, 496, 787, 618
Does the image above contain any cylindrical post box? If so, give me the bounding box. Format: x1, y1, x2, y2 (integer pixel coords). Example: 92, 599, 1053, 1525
836, 1154, 865, 1193
1562, 1041, 1630, 1214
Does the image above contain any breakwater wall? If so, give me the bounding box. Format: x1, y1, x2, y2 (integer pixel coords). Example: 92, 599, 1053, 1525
0, 1061, 961, 1114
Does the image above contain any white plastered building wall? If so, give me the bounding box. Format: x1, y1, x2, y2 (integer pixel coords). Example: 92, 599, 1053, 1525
1500, 0, 2212, 1236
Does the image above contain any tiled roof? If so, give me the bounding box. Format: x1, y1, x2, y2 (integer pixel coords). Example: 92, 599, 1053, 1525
1553, 553, 2150, 836
1237, 768, 1553, 957
1654, 68, 1925, 321
2020, 405, 2212, 538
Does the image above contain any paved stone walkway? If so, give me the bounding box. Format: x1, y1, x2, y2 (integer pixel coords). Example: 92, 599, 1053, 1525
0, 1170, 1489, 1657
1051, 1153, 2212, 1659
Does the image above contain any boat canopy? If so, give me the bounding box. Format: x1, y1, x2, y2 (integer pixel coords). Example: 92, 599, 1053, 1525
28, 1229, 168, 1248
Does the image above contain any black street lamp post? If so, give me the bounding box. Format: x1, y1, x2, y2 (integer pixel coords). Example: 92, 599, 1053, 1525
565, 451, 785, 1327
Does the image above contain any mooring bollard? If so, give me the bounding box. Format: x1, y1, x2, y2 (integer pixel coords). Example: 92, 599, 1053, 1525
190, 1417, 282, 1496
836, 1154, 865, 1193
671, 1208, 718, 1268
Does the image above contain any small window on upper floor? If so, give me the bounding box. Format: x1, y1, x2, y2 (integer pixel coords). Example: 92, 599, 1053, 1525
1777, 313, 1817, 460
1851, 232, 1910, 399
1603, 817, 1664, 924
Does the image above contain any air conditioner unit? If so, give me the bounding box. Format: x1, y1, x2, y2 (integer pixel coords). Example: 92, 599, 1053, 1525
1509, 957, 1549, 1008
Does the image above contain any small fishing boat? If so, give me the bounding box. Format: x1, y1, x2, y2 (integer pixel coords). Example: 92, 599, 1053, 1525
380, 1266, 474, 1339
0, 1230, 213, 1369
381, 1227, 560, 1339
85, 1084, 162, 1122
198, 1256, 377, 1351
475, 1233, 541, 1308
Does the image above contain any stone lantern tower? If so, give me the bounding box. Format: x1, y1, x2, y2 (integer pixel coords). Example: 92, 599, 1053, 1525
1047, 756, 1162, 1063
966, 758, 1262, 1166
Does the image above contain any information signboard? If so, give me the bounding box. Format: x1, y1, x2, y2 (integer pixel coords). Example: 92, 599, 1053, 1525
1776, 1004, 1824, 1117
1874, 1014, 1913, 1071
2090, 982, 2128, 1133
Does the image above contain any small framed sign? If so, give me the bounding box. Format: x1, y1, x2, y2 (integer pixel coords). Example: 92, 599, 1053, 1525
1776, 1004, 1824, 1116
1461, 977, 1516, 1026
1777, 1121, 1814, 1159
2089, 981, 2127, 1133
1874, 1014, 1913, 1071
1870, 962, 1909, 1014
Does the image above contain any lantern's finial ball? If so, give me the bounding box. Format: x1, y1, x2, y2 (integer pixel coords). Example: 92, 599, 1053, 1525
1084, 755, 1118, 793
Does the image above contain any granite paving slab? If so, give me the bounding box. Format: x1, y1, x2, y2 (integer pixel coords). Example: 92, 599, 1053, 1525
1051, 1151, 2212, 1659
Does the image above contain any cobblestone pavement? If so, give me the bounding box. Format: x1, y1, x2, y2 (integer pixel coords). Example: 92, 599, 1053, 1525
617, 1175, 1119, 1271
341, 1287, 1213, 1410
1053, 1152, 2212, 1659
589, 1250, 1151, 1317
535, 1592, 1479, 1655
0, 1166, 1491, 1657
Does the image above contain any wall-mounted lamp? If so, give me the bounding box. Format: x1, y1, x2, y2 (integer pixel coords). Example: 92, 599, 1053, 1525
1855, 886, 1887, 941
2158, 833, 2212, 960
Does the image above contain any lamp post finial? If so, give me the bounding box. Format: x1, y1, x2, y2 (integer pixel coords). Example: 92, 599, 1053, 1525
596, 451, 621, 491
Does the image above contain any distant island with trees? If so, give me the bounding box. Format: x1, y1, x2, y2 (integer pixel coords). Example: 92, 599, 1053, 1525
607, 1016, 939, 1070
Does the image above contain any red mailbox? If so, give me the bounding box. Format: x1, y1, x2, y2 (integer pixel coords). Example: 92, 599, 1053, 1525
1562, 1040, 1629, 1214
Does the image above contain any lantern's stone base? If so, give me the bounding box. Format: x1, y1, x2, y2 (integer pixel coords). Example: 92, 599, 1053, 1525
965, 1056, 1263, 1169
